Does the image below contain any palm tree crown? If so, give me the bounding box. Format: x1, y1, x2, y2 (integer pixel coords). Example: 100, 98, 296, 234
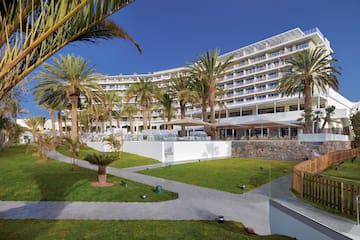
188, 49, 235, 138
0, 0, 140, 100
34, 54, 101, 140
278, 46, 340, 133
125, 78, 159, 130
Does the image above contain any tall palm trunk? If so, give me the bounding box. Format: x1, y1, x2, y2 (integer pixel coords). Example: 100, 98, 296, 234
57, 111, 62, 138
201, 100, 208, 122
208, 85, 216, 139
95, 108, 99, 133
108, 106, 113, 133
304, 84, 312, 133
129, 115, 134, 134
50, 108, 56, 145
180, 101, 186, 137
70, 94, 79, 140
142, 98, 148, 130
167, 114, 172, 130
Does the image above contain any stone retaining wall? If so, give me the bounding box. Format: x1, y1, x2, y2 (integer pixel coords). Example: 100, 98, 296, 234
231, 141, 351, 161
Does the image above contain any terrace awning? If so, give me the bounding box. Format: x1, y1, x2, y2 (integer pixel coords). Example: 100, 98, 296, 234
216, 119, 302, 129
163, 118, 214, 127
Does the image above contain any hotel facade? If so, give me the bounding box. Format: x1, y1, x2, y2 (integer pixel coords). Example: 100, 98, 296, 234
96, 28, 356, 139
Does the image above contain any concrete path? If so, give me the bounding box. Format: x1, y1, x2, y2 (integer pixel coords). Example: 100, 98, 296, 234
0, 150, 359, 238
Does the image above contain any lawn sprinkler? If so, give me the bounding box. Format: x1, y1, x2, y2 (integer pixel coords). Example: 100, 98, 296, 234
217, 216, 224, 223
141, 194, 147, 200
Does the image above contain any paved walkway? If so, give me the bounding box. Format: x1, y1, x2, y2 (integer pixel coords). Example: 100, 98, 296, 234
0, 150, 359, 238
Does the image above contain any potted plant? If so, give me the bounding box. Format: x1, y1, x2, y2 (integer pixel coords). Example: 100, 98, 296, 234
84, 153, 117, 187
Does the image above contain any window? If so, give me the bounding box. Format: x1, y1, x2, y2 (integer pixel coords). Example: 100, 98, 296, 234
230, 112, 240, 117
268, 93, 278, 98
268, 72, 278, 79
296, 42, 309, 50
242, 110, 253, 116
246, 67, 256, 74
256, 74, 266, 81
268, 82, 278, 89
289, 105, 298, 111
236, 98, 243, 103
256, 64, 266, 72
257, 95, 266, 100
235, 89, 243, 94
276, 106, 285, 112
236, 70, 244, 76
258, 108, 274, 114
235, 79, 244, 85
256, 84, 266, 91
246, 87, 254, 93
254, 55, 266, 62
246, 96, 254, 102
246, 77, 254, 84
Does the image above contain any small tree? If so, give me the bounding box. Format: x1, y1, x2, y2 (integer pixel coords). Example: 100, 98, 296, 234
84, 153, 117, 186
321, 105, 336, 132
105, 134, 122, 157
62, 136, 81, 171
350, 112, 360, 147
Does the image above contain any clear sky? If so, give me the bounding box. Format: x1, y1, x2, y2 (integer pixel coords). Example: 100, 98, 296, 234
23, 0, 360, 118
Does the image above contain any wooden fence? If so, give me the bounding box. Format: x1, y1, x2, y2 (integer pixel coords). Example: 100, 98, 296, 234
303, 173, 360, 216
292, 148, 360, 217
292, 148, 359, 194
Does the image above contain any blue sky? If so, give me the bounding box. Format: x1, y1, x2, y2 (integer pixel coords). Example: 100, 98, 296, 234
23, 0, 360, 117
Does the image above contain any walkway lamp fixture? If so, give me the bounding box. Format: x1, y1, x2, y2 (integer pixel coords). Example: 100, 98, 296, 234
357, 195, 360, 225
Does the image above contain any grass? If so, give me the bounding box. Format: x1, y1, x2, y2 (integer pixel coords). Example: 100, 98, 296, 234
56, 145, 160, 168
0, 145, 177, 202
139, 158, 296, 194
0, 220, 294, 240
322, 157, 360, 182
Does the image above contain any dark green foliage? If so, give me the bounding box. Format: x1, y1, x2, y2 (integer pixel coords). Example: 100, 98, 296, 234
84, 153, 118, 166
351, 112, 360, 147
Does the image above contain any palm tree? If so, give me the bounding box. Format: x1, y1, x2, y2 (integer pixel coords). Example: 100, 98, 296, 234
62, 136, 81, 171
188, 49, 235, 138
113, 110, 122, 129
34, 54, 102, 141
84, 153, 118, 186
0, 0, 141, 99
34, 83, 70, 141
277, 47, 340, 133
158, 92, 175, 130
169, 72, 198, 136
321, 105, 336, 132
105, 134, 122, 157
122, 103, 139, 134
125, 78, 159, 131
100, 91, 122, 133
24, 117, 43, 143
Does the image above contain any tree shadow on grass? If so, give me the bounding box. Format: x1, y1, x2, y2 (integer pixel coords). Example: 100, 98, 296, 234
0, 169, 96, 239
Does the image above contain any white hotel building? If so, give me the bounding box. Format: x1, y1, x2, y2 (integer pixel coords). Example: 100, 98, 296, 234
97, 28, 356, 139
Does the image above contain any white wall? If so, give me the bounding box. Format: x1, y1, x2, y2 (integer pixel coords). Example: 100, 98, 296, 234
86, 141, 112, 152
86, 141, 232, 163
270, 200, 352, 240
171, 141, 231, 162
299, 133, 350, 142
122, 141, 164, 161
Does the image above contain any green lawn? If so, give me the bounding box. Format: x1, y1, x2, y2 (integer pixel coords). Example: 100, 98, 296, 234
0, 145, 177, 202
56, 145, 160, 168
0, 220, 294, 240
139, 158, 296, 194
322, 157, 360, 182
